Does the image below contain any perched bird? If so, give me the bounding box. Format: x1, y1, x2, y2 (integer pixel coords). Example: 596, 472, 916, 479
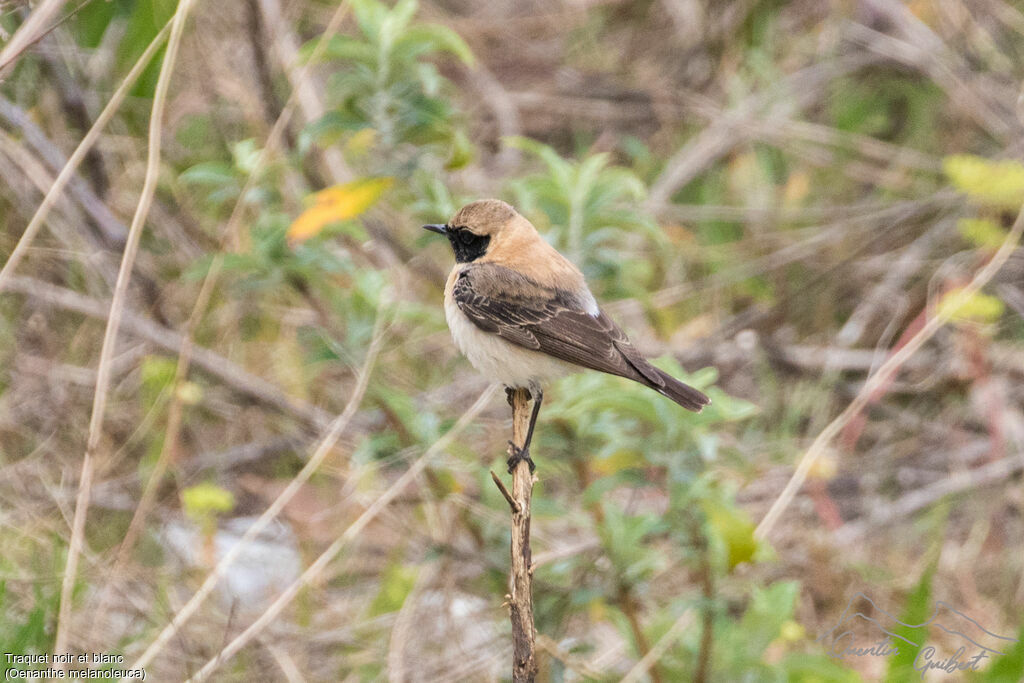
424, 199, 709, 472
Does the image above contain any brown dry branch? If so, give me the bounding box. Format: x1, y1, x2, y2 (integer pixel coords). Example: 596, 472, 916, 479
255, 0, 355, 185
493, 388, 539, 683
53, 0, 195, 659
645, 55, 876, 209
755, 198, 1024, 541
835, 449, 1024, 545
184, 385, 500, 682
0, 21, 173, 291
535, 633, 606, 680
619, 607, 695, 683
0, 0, 69, 74
92, 0, 366, 620
0, 96, 127, 246
4, 275, 334, 429
108, 2, 355, 659
123, 302, 386, 680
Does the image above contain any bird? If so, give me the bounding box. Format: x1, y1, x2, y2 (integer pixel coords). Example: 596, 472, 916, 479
423, 199, 710, 473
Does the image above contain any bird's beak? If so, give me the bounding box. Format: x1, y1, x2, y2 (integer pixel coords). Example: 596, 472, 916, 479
422, 224, 447, 235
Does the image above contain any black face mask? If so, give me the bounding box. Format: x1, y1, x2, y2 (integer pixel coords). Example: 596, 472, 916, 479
446, 226, 491, 263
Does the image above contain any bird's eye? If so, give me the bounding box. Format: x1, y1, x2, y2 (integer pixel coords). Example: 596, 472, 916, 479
460, 231, 476, 244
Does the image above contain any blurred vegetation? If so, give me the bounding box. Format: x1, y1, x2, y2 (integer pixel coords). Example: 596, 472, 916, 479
2, 0, 1024, 680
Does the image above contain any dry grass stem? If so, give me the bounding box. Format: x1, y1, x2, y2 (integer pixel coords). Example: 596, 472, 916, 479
755, 201, 1024, 540
185, 385, 499, 682
124, 307, 387, 678
0, 0, 68, 73
52, 0, 195, 658
0, 21, 173, 291
3, 276, 334, 429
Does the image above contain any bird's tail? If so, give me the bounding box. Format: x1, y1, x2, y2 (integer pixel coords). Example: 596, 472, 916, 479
652, 368, 711, 412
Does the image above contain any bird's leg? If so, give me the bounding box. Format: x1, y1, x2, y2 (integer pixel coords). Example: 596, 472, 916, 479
507, 387, 543, 474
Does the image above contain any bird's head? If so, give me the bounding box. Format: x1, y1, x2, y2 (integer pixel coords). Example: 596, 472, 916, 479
423, 199, 528, 263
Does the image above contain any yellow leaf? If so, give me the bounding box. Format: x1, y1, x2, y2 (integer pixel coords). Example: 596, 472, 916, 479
592, 449, 646, 476
944, 154, 1024, 209
806, 450, 837, 481
175, 381, 203, 405
182, 482, 235, 522
779, 620, 805, 642
957, 218, 1007, 249
287, 177, 393, 243
701, 499, 757, 570
587, 599, 608, 623
937, 288, 1005, 325
345, 128, 377, 158
782, 170, 811, 207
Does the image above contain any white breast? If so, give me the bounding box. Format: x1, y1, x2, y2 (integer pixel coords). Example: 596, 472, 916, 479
444, 277, 574, 389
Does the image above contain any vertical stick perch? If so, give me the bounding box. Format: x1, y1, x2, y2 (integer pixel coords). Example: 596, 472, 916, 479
491, 387, 538, 682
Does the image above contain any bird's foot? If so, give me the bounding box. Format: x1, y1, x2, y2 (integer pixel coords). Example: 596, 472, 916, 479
506, 441, 536, 474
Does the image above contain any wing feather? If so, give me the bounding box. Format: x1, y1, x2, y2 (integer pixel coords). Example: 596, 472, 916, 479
452, 263, 710, 411
453, 265, 654, 382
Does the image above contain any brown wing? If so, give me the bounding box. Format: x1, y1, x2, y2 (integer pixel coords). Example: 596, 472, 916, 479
453, 264, 662, 384
452, 264, 710, 411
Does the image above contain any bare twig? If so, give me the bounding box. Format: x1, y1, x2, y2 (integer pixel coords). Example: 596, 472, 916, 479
255, 0, 354, 184
620, 607, 695, 683
4, 276, 333, 429
835, 450, 1024, 545
106, 0, 356, 654
617, 582, 663, 683
755, 198, 1024, 540
184, 385, 499, 682
466, 63, 522, 171
387, 563, 438, 682
0, 0, 67, 74
490, 469, 519, 513
122, 307, 388, 680
535, 634, 606, 681
0, 96, 127, 245
645, 56, 874, 208
693, 523, 714, 683
0, 21, 172, 291
53, 0, 194, 658
506, 388, 538, 682
836, 220, 948, 347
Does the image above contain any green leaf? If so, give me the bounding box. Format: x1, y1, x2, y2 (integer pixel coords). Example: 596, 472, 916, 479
119, 0, 178, 97
598, 503, 666, 583
885, 560, 936, 681
301, 35, 377, 64
179, 162, 236, 187
394, 24, 475, 65
971, 623, 1024, 681
736, 581, 800, 659
368, 563, 417, 616
350, 0, 390, 40
74, 0, 118, 49
140, 355, 176, 408
380, 0, 419, 49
